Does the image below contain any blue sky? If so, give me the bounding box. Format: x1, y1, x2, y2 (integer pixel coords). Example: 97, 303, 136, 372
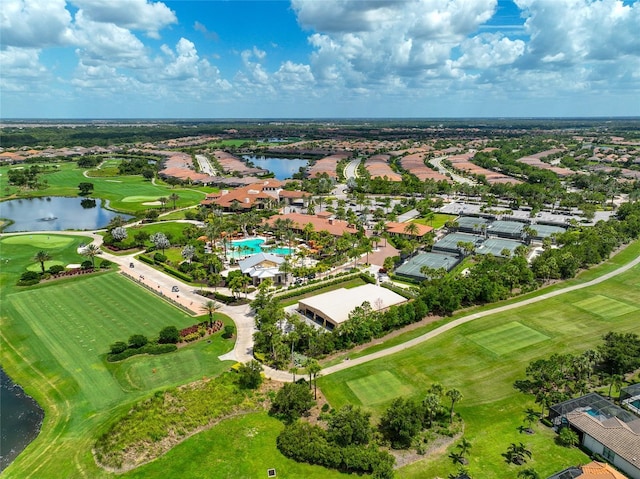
1, 0, 639, 118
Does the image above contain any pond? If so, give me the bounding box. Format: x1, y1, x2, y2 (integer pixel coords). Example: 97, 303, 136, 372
0, 368, 44, 472
0, 197, 132, 232
242, 156, 309, 180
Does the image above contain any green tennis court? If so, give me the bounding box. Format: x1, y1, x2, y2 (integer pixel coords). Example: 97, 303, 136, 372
573, 294, 638, 319
466, 321, 550, 356
347, 370, 414, 406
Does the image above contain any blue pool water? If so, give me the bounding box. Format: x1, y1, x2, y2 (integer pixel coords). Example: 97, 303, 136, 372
631, 399, 640, 409
227, 238, 292, 258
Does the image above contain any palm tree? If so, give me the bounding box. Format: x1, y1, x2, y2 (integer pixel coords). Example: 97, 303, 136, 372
517, 468, 540, 479
523, 408, 539, 433
34, 250, 51, 273
448, 451, 465, 465
168, 192, 180, 210
608, 373, 624, 400
201, 300, 219, 328
504, 442, 532, 465
446, 388, 462, 423
158, 196, 168, 211
83, 244, 101, 268
403, 221, 420, 240
305, 358, 321, 399
457, 437, 472, 458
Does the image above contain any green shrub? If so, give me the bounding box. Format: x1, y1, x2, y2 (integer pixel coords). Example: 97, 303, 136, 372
153, 252, 167, 263
110, 341, 128, 354
162, 265, 192, 282
128, 334, 149, 349
49, 264, 65, 274
99, 259, 113, 269
158, 326, 179, 344
81, 260, 94, 270
138, 255, 155, 265
223, 324, 235, 339
18, 270, 41, 286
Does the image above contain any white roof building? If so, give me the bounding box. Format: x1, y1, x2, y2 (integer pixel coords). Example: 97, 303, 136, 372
238, 252, 286, 285
297, 283, 407, 329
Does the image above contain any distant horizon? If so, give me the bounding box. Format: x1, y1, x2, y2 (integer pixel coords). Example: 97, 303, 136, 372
2, 116, 639, 122
2, 1, 639, 119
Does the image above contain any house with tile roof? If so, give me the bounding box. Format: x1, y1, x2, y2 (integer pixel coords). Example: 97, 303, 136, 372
549, 461, 628, 479
550, 393, 640, 479
265, 212, 357, 237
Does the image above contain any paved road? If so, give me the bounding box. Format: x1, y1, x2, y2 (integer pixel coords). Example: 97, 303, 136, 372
343, 158, 361, 181
429, 156, 476, 185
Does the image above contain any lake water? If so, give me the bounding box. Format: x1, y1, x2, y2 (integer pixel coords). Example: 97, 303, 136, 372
0, 197, 131, 232
0, 368, 44, 472
243, 156, 309, 180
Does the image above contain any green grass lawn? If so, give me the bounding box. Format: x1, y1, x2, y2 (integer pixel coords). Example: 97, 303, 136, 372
0, 162, 206, 213
318, 259, 640, 478
411, 213, 456, 230
1, 234, 236, 478
122, 412, 352, 479
347, 370, 415, 406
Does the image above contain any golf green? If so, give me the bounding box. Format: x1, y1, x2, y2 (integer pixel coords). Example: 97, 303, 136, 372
1, 234, 73, 248
26, 260, 65, 272
122, 196, 161, 203
466, 321, 550, 356
573, 294, 638, 319
347, 370, 414, 406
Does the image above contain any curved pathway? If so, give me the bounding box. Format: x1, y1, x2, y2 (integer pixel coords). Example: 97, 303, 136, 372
3, 229, 639, 383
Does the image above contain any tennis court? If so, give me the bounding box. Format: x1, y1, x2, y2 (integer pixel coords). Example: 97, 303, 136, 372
456, 216, 491, 233
476, 238, 524, 257
432, 232, 484, 254
395, 252, 460, 280
487, 220, 525, 239
530, 223, 566, 239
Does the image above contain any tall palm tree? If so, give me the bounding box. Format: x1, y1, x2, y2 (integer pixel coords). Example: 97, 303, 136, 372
446, 388, 462, 423
34, 250, 51, 273
201, 300, 219, 328
307, 360, 322, 400
403, 221, 420, 240
168, 192, 180, 210
83, 244, 101, 268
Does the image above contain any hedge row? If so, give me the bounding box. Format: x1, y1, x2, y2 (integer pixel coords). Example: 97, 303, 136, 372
107, 343, 177, 362
274, 272, 361, 301
163, 264, 192, 282
138, 254, 155, 265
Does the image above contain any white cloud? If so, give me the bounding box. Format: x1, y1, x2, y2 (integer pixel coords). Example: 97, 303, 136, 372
293, 0, 498, 87
455, 33, 525, 69
0, 47, 49, 91
70, 0, 176, 39
515, 0, 640, 65
74, 10, 150, 69
274, 61, 315, 91
1, 0, 74, 48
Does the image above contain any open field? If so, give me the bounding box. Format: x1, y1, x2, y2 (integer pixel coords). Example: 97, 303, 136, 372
122, 412, 351, 479
1, 234, 235, 478
411, 213, 456, 229
318, 259, 640, 478
347, 370, 415, 406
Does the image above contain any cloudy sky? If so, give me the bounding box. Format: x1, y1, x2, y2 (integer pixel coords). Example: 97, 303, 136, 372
1, 0, 639, 118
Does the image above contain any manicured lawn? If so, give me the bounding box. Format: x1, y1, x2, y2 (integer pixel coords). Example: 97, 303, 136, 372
0, 162, 206, 213
347, 370, 415, 406
411, 213, 456, 230
1, 235, 236, 478
466, 321, 550, 356
123, 412, 351, 479
318, 259, 640, 478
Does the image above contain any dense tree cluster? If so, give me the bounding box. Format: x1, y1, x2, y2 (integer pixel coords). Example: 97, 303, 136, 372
514, 332, 640, 415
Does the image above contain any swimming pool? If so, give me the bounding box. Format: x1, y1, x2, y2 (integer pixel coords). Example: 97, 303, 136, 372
227, 238, 292, 258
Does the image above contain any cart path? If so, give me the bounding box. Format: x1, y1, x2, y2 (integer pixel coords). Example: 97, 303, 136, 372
321, 253, 640, 377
